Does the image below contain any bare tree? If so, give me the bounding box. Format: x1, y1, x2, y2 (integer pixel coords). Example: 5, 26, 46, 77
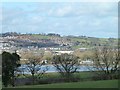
20, 52, 48, 84
90, 46, 120, 80
52, 54, 80, 81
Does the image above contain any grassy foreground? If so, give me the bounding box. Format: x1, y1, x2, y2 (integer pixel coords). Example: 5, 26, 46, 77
0, 81, 2, 89
16, 80, 118, 88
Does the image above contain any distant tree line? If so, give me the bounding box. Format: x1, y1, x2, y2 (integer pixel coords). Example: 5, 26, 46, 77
1, 32, 61, 37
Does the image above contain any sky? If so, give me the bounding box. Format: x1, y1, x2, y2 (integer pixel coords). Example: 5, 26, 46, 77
1, 1, 118, 38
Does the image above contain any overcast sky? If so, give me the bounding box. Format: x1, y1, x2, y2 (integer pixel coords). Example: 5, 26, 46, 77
1, 1, 118, 38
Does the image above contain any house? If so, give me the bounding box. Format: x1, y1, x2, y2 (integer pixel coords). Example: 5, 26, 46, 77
53, 51, 74, 55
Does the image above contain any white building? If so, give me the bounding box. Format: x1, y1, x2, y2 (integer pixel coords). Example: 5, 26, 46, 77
53, 51, 74, 55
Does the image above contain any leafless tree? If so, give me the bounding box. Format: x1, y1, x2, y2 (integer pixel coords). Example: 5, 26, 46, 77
90, 46, 120, 79
20, 52, 48, 84
52, 54, 80, 81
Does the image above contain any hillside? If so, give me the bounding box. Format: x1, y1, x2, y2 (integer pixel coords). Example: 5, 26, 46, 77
31, 34, 118, 49
1, 32, 118, 50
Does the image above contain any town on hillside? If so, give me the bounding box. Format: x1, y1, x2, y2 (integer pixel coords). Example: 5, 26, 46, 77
0, 32, 118, 65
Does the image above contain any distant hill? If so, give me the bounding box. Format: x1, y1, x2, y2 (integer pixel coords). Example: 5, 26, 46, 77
1, 32, 118, 50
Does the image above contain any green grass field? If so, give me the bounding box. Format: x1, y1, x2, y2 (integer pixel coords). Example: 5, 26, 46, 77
1, 72, 119, 88
16, 80, 118, 88
0, 75, 2, 89
0, 81, 2, 89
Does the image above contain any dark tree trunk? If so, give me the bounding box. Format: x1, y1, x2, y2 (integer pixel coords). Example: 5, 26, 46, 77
32, 74, 35, 85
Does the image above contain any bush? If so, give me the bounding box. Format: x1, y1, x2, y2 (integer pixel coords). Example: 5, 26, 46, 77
38, 76, 81, 84
92, 73, 119, 81
24, 82, 32, 85
92, 74, 107, 80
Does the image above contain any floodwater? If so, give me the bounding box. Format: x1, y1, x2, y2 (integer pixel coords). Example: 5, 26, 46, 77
16, 64, 95, 74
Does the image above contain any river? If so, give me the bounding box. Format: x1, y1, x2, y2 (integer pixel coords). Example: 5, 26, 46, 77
16, 64, 95, 74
